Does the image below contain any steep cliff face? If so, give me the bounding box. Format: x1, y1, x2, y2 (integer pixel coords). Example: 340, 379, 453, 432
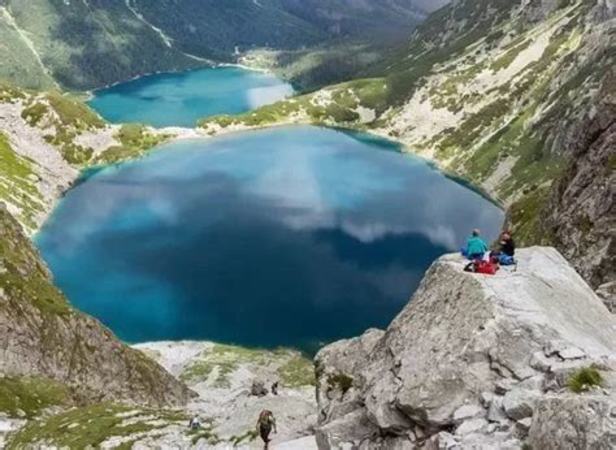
0, 204, 192, 406
315, 248, 616, 448
537, 71, 615, 297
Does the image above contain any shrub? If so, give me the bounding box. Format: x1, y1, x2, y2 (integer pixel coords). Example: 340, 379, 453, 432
21, 102, 49, 126
567, 366, 603, 393
327, 373, 354, 395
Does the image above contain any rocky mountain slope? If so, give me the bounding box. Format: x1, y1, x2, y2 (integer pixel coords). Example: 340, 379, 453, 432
0, 204, 192, 408
1, 339, 317, 448
315, 247, 616, 448
538, 69, 615, 298
0, 83, 195, 234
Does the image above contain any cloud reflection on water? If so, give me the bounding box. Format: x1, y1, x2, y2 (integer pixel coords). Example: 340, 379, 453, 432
36, 126, 503, 352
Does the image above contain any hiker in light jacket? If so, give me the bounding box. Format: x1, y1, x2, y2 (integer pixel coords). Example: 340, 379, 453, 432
465, 229, 489, 261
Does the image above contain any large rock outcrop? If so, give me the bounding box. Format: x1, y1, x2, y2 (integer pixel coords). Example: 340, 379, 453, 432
0, 204, 192, 406
315, 247, 616, 449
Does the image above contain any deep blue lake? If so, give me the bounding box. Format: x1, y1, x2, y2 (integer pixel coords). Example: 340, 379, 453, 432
36, 126, 503, 353
87, 67, 293, 128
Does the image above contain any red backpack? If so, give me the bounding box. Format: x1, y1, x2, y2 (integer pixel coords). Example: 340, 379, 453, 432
476, 260, 498, 275
464, 260, 498, 275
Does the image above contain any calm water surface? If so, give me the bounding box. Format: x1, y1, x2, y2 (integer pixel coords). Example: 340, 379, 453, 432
88, 66, 293, 128
36, 126, 503, 353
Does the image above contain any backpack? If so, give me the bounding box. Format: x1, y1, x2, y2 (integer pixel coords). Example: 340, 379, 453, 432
476, 260, 498, 275
465, 260, 498, 275
259, 410, 274, 427
499, 254, 516, 266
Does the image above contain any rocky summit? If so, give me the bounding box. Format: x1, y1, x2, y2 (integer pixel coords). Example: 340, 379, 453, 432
315, 247, 616, 449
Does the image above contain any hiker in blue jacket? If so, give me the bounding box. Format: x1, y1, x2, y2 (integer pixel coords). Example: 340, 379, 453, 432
465, 229, 489, 260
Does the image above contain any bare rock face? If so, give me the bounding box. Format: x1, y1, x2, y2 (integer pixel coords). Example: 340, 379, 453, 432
315, 247, 616, 449
528, 396, 616, 450
597, 281, 616, 313
540, 70, 616, 295
0, 205, 192, 407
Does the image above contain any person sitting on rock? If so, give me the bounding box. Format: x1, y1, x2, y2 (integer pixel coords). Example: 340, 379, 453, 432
256, 410, 277, 449
490, 231, 516, 266
499, 231, 515, 257
464, 229, 489, 261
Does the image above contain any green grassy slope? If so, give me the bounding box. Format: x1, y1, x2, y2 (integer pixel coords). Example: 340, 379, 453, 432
131, 0, 326, 59
2, 0, 199, 90
0, 0, 430, 91
0, 7, 56, 90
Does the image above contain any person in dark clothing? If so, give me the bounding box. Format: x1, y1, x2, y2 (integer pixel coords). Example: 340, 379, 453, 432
499, 231, 515, 257
256, 410, 277, 449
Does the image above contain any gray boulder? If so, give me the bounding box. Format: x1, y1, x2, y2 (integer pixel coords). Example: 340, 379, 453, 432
528, 395, 616, 449
502, 389, 540, 420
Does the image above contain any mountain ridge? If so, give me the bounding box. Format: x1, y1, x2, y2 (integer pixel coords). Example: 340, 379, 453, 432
0, 0, 434, 91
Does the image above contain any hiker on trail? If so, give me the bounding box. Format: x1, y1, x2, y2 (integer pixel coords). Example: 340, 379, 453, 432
256, 410, 277, 449
464, 229, 489, 261
499, 231, 515, 257
271, 381, 279, 396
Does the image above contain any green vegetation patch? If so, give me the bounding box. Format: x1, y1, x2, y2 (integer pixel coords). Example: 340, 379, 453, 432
180, 344, 270, 387
0, 376, 71, 418
199, 78, 387, 131
20, 102, 49, 127
0, 83, 27, 103
46, 92, 105, 131
19, 92, 107, 165
490, 39, 531, 72
229, 429, 258, 446
6, 403, 189, 449
339, 78, 389, 113
436, 99, 510, 159
0, 206, 71, 316
327, 373, 354, 395
190, 427, 220, 446
0, 132, 45, 230
507, 187, 551, 246
180, 344, 314, 389
276, 355, 316, 387
96, 124, 172, 164
567, 366, 604, 393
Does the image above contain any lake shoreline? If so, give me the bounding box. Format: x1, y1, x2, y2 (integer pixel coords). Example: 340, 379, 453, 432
36, 125, 504, 350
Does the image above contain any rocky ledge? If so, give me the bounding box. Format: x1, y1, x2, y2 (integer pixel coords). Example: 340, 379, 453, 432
315, 247, 616, 449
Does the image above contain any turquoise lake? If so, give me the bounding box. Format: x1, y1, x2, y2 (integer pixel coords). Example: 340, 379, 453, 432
36, 126, 503, 353
87, 66, 294, 128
